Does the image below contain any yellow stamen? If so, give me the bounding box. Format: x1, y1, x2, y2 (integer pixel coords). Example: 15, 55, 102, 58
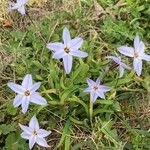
134, 53, 139, 58
64, 47, 70, 53
24, 90, 30, 96
93, 86, 98, 91
32, 130, 37, 136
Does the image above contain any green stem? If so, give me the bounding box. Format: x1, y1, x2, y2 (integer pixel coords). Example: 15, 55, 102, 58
89, 95, 93, 127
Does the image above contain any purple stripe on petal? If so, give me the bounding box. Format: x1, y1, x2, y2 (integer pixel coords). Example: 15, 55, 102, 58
13, 94, 23, 107
30, 92, 47, 105
99, 85, 111, 92
86, 78, 95, 86
95, 78, 100, 86
141, 54, 150, 61
83, 87, 92, 92
29, 136, 36, 150
119, 66, 124, 78
63, 27, 71, 47
37, 129, 51, 138
96, 91, 105, 99
70, 37, 83, 50
134, 35, 140, 52
22, 74, 32, 89
120, 62, 131, 70
21, 96, 29, 114
52, 50, 65, 59
36, 137, 50, 148
29, 116, 39, 130
117, 46, 134, 57
91, 92, 98, 103
139, 41, 145, 54
106, 56, 121, 64
19, 124, 32, 134
18, 6, 25, 15
133, 58, 142, 76
69, 50, 88, 58
63, 55, 73, 74
21, 132, 30, 140
30, 82, 41, 93
7, 82, 24, 94
47, 43, 64, 51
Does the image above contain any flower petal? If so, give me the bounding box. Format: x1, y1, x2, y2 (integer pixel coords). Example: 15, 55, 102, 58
63, 55, 73, 74
19, 0, 28, 5
119, 66, 124, 78
30, 82, 41, 93
70, 37, 83, 50
117, 46, 134, 57
22, 74, 32, 89
29, 116, 39, 129
18, 6, 25, 15
99, 86, 111, 92
139, 41, 145, 54
36, 137, 50, 148
134, 35, 140, 52
86, 78, 95, 86
141, 54, 150, 61
69, 50, 88, 58
29, 136, 36, 150
120, 62, 131, 70
37, 129, 51, 138
21, 132, 31, 140
91, 92, 98, 103
52, 50, 65, 59
13, 94, 23, 107
19, 124, 32, 134
7, 82, 24, 94
63, 27, 71, 46
96, 91, 105, 99
83, 87, 92, 92
21, 96, 30, 114
47, 43, 64, 51
30, 92, 47, 105
106, 56, 121, 64
95, 78, 100, 86
133, 58, 142, 76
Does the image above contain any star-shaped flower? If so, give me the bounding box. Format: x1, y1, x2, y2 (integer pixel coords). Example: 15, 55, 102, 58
7, 74, 47, 114
19, 116, 51, 149
8, 0, 28, 15
84, 78, 111, 103
117, 35, 150, 76
106, 56, 131, 78
47, 27, 88, 74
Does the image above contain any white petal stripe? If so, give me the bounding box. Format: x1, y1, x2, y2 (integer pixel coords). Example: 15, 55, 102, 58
30, 93, 47, 105
29, 116, 39, 130
13, 94, 23, 107
70, 50, 88, 58
7, 82, 24, 94
63, 55, 73, 74
36, 137, 50, 148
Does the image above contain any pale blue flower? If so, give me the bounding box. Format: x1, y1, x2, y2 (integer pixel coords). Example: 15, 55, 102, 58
47, 27, 88, 74
106, 56, 131, 78
117, 35, 150, 76
8, 0, 28, 15
19, 116, 51, 149
84, 78, 111, 103
7, 74, 47, 114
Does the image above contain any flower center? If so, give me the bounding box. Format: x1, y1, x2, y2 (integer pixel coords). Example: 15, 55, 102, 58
134, 53, 139, 58
32, 130, 37, 136
24, 90, 30, 96
93, 86, 98, 91
64, 47, 70, 53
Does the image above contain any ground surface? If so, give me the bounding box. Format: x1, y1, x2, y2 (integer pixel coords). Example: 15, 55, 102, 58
0, 0, 150, 150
